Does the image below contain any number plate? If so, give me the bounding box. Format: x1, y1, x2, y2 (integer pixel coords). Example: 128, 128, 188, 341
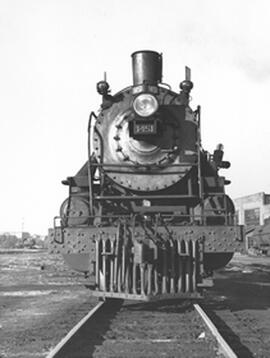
134, 121, 156, 135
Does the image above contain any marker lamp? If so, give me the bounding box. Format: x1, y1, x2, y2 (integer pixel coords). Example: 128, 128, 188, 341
133, 94, 158, 117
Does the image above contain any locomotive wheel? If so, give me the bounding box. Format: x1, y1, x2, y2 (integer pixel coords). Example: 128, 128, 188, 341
204, 252, 234, 273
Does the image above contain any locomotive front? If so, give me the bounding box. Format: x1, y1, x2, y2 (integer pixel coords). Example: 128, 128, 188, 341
94, 51, 196, 193
48, 51, 244, 301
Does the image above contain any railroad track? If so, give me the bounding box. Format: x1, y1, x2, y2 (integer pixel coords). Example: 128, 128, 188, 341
201, 297, 270, 358
46, 299, 238, 358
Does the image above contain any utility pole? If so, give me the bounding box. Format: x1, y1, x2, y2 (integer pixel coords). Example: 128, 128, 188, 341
21, 217, 24, 241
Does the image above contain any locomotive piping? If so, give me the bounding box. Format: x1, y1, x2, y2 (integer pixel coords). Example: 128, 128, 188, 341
87, 111, 97, 216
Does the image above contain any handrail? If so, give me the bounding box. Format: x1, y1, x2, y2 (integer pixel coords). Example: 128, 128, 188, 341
94, 194, 198, 200
53, 211, 235, 231
196, 106, 204, 224
91, 163, 198, 168
87, 111, 97, 216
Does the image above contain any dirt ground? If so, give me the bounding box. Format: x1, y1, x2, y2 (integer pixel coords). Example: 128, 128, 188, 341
0, 250, 269, 357
206, 253, 270, 357
0, 250, 98, 358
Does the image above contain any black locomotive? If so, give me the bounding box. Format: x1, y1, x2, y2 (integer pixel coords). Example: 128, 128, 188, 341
48, 51, 244, 300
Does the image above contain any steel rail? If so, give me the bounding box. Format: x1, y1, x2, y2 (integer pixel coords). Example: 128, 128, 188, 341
46, 301, 105, 358
193, 303, 237, 358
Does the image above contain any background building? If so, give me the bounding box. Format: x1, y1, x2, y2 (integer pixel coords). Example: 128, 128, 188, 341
234, 192, 270, 254
234, 192, 270, 227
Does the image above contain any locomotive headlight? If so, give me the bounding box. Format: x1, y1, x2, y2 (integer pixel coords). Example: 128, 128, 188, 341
133, 94, 158, 117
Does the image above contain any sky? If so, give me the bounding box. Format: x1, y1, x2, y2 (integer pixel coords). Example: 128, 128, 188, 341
1, 0, 270, 235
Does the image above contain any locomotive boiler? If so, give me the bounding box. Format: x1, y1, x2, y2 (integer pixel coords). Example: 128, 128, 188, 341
48, 51, 244, 300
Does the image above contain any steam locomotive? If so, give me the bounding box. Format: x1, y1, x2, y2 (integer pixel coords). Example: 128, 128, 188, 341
48, 51, 244, 300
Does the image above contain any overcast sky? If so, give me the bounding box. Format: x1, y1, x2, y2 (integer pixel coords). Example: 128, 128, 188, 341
1, 0, 270, 234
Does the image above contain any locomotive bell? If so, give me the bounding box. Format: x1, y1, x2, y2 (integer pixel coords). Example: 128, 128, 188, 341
131, 50, 162, 86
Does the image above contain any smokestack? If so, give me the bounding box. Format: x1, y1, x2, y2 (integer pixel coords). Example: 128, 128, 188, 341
131, 50, 162, 86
